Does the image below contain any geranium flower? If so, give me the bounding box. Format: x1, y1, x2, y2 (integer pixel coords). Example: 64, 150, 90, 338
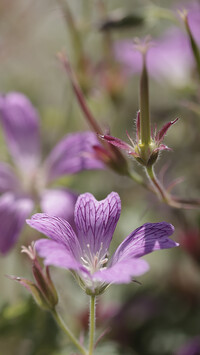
0, 92, 104, 254
27, 192, 178, 295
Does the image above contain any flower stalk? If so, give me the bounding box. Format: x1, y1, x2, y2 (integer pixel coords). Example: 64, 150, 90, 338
180, 9, 200, 78
56, 0, 89, 91
140, 52, 151, 147
52, 308, 88, 355
88, 295, 96, 355
146, 165, 170, 203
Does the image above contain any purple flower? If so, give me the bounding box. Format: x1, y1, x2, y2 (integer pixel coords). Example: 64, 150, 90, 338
114, 3, 200, 87
27, 192, 178, 294
0, 92, 105, 254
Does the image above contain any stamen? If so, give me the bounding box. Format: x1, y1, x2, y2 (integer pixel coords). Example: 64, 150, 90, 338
80, 242, 109, 274
21, 242, 36, 260
81, 256, 89, 265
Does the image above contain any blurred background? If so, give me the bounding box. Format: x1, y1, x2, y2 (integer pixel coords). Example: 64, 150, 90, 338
0, 0, 200, 354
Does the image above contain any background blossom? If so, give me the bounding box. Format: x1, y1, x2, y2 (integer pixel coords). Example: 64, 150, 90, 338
0, 92, 104, 254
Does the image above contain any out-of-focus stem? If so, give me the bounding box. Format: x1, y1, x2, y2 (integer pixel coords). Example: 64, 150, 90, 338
88, 295, 96, 355
181, 10, 200, 78
96, 0, 113, 64
52, 308, 87, 355
128, 170, 152, 190
58, 53, 103, 134
56, 0, 86, 71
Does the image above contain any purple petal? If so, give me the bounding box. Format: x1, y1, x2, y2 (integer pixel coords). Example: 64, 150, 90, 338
0, 93, 40, 171
0, 193, 34, 254
99, 134, 134, 155
35, 239, 85, 272
26, 213, 81, 259
0, 162, 19, 193
44, 132, 105, 182
74, 192, 121, 256
111, 222, 178, 264
94, 258, 149, 284
40, 188, 77, 228
114, 31, 193, 86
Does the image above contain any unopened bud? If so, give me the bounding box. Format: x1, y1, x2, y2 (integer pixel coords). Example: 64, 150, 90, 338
8, 243, 58, 311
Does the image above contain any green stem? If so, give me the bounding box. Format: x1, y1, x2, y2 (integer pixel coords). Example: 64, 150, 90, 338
127, 170, 151, 190
185, 15, 200, 79
52, 308, 87, 355
140, 53, 151, 146
57, 0, 85, 71
88, 295, 96, 355
146, 165, 169, 203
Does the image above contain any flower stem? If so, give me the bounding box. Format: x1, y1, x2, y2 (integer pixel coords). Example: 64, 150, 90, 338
88, 295, 96, 355
140, 53, 151, 146
52, 308, 87, 355
128, 170, 152, 190
146, 165, 169, 203
183, 11, 200, 79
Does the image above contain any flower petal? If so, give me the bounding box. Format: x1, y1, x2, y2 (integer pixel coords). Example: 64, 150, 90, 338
26, 214, 81, 259
111, 222, 178, 264
0, 193, 34, 254
35, 239, 85, 272
93, 258, 149, 284
40, 188, 77, 228
74, 192, 121, 257
44, 132, 105, 182
0, 93, 40, 171
0, 162, 19, 193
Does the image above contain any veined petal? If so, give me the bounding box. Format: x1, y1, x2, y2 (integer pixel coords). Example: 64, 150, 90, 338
99, 134, 135, 155
93, 258, 149, 284
111, 222, 178, 264
35, 239, 85, 272
0, 93, 40, 171
26, 214, 81, 259
74, 192, 121, 257
0, 193, 34, 254
44, 132, 105, 182
40, 188, 77, 229
0, 162, 19, 193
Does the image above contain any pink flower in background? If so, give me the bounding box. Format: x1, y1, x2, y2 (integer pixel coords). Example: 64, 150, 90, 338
114, 3, 200, 87
27, 192, 178, 294
0, 92, 105, 254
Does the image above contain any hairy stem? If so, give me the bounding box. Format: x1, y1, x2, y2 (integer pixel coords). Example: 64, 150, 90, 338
52, 308, 87, 355
146, 165, 170, 203
140, 54, 151, 146
88, 295, 96, 355
128, 170, 152, 190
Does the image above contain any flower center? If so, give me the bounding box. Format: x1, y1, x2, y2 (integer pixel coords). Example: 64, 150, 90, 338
80, 242, 108, 274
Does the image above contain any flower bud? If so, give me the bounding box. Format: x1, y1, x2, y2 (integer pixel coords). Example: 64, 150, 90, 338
8, 243, 58, 310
